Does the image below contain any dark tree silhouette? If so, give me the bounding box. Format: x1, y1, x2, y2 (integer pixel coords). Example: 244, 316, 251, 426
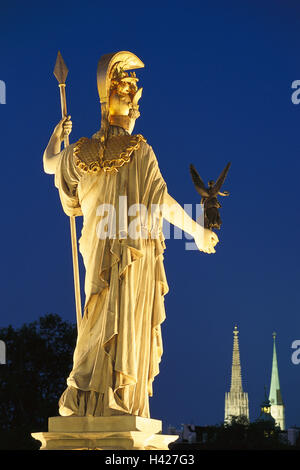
0, 314, 76, 449
171, 416, 291, 450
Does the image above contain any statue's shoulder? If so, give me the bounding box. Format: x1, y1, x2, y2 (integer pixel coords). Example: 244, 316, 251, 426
105, 133, 147, 156
72, 133, 148, 174
73, 137, 102, 173
129, 133, 150, 153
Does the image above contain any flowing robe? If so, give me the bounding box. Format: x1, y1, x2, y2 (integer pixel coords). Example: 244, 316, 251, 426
54, 131, 168, 418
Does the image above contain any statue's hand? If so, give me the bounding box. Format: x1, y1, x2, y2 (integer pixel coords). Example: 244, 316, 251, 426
53, 115, 72, 142
194, 226, 219, 254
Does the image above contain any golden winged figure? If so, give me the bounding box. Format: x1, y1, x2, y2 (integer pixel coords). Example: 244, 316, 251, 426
190, 162, 231, 230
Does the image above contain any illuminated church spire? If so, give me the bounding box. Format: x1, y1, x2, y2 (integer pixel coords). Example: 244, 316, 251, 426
225, 325, 249, 423
268, 332, 285, 430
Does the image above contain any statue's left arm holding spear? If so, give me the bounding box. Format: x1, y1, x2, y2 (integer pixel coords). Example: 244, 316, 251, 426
43, 52, 82, 330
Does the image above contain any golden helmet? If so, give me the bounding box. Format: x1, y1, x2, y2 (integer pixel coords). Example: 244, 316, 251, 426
97, 51, 144, 140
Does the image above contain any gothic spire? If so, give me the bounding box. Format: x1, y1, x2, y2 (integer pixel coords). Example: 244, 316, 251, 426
269, 332, 283, 406
268, 332, 285, 430
230, 325, 243, 392
224, 325, 249, 423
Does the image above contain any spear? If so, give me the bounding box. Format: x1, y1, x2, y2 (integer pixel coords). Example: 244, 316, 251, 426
53, 51, 82, 329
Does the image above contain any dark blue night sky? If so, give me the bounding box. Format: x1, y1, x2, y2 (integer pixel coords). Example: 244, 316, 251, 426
1, 1, 300, 429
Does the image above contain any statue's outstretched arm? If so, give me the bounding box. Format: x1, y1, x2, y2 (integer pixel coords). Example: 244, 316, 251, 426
162, 192, 218, 254
43, 116, 72, 174
163, 192, 198, 236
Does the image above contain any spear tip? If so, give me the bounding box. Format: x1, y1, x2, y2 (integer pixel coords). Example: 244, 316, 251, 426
53, 50, 69, 84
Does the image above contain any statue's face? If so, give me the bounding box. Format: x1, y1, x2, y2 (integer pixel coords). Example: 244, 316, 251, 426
117, 81, 131, 96
109, 89, 132, 117
108, 78, 143, 133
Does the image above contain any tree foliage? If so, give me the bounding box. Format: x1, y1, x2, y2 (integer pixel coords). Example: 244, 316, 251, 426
171, 416, 290, 450
0, 314, 76, 449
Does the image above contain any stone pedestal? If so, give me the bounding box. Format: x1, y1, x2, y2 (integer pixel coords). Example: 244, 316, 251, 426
31, 416, 178, 450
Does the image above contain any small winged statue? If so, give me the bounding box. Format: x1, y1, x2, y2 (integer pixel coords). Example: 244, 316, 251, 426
189, 162, 231, 230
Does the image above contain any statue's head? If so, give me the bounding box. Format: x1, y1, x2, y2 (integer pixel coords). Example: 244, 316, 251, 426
97, 51, 144, 139
208, 180, 215, 189
108, 67, 143, 134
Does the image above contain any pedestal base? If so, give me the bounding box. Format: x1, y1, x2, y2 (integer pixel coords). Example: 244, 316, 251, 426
31, 416, 178, 450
